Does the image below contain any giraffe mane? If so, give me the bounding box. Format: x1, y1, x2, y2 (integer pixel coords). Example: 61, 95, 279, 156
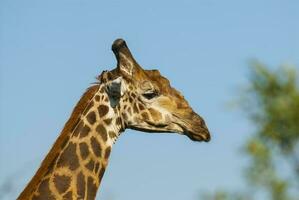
18, 84, 100, 198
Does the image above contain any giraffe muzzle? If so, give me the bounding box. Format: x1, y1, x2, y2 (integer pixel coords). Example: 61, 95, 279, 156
174, 112, 211, 142
187, 113, 211, 142
186, 125, 211, 142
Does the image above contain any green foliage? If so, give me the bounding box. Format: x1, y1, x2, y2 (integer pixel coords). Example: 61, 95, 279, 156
201, 191, 251, 200
246, 62, 299, 154
243, 62, 299, 200
203, 62, 299, 200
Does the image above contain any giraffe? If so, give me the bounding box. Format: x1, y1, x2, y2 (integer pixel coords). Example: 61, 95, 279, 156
17, 39, 211, 200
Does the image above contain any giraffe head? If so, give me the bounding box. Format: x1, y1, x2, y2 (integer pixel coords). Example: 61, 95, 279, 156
101, 39, 210, 142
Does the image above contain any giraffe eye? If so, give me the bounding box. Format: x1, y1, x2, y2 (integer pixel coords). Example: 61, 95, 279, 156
142, 91, 159, 100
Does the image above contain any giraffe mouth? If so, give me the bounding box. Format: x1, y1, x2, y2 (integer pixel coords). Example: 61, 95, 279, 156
143, 118, 211, 142
184, 128, 211, 142
173, 114, 211, 142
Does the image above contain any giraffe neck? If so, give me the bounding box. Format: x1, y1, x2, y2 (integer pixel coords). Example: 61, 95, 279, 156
18, 84, 124, 200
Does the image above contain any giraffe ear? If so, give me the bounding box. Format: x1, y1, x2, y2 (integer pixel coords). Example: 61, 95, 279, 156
105, 77, 127, 108
112, 39, 139, 78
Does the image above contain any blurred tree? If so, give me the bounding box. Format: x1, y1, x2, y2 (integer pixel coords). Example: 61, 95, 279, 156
201, 190, 251, 200
201, 62, 299, 200
242, 62, 299, 200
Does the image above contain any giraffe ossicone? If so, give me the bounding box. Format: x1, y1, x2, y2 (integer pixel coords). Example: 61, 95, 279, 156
18, 39, 210, 200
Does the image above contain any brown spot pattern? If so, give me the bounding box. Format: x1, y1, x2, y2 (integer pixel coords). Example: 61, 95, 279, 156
85, 159, 95, 171
98, 168, 105, 181
149, 108, 162, 121
122, 113, 128, 120
96, 124, 107, 141
133, 103, 139, 113
53, 174, 71, 194
103, 118, 112, 125
138, 103, 145, 110
98, 105, 109, 117
79, 142, 89, 160
57, 142, 79, 170
116, 117, 122, 126
90, 136, 102, 157
63, 191, 72, 200
108, 131, 116, 139
79, 125, 90, 138
129, 97, 133, 103
87, 177, 97, 200
86, 111, 96, 125
33, 178, 54, 200
95, 95, 100, 102
77, 172, 86, 198
104, 147, 111, 159
141, 112, 149, 121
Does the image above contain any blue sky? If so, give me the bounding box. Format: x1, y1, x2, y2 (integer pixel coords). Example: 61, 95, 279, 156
0, 0, 298, 199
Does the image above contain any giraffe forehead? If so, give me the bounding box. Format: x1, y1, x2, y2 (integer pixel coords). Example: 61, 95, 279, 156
148, 74, 185, 104
143, 70, 180, 94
